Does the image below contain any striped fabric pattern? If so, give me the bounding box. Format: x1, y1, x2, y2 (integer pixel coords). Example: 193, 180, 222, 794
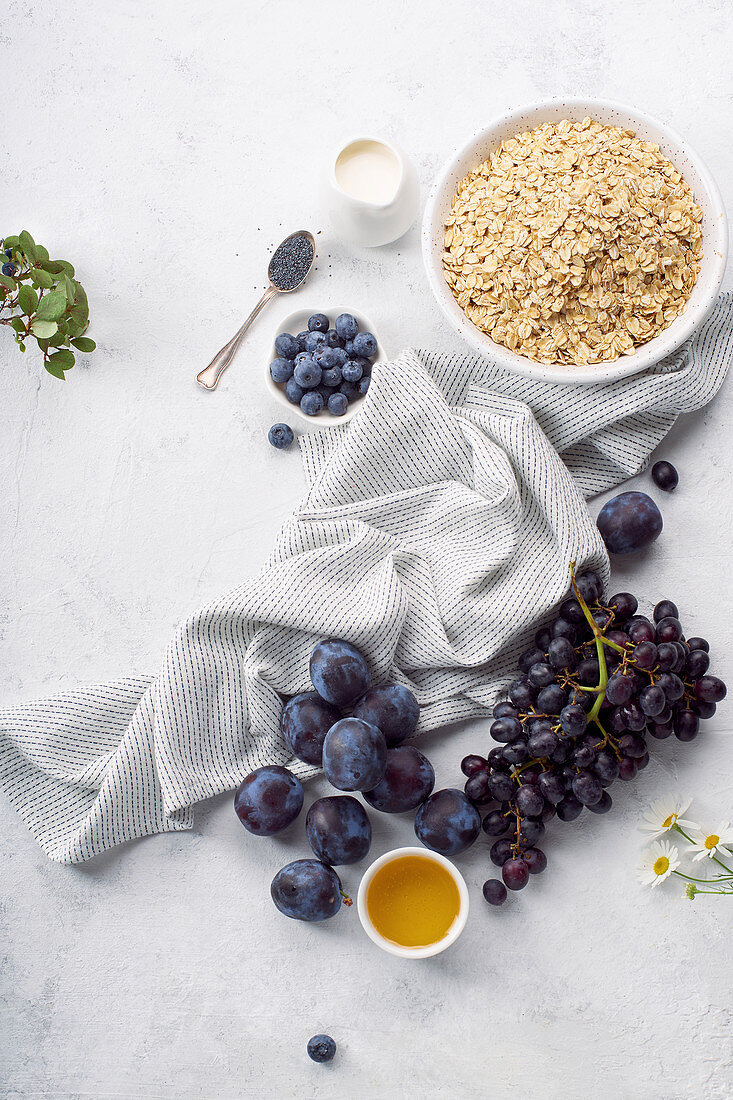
1, 295, 731, 863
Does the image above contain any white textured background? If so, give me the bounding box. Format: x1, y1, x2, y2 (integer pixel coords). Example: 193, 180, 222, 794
1, 1, 732, 1097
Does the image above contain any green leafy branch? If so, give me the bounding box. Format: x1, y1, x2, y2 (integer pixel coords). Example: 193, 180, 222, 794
1, 230, 95, 380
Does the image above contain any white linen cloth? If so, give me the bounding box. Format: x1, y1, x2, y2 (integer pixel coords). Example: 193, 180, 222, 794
1, 295, 731, 863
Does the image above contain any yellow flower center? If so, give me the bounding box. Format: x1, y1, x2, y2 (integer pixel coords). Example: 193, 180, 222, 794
663, 813, 677, 828
653, 856, 670, 875
704, 834, 720, 850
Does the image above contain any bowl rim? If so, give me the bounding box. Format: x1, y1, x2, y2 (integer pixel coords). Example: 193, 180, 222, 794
422, 96, 728, 385
265, 305, 383, 426
356, 845, 470, 959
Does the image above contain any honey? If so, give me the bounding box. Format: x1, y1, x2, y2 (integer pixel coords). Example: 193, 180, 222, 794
365, 855, 461, 948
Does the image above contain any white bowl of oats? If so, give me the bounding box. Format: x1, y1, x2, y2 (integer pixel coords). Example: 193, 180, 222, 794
423, 99, 727, 383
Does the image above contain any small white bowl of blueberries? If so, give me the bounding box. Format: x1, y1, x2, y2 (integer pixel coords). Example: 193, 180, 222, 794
266, 308, 382, 433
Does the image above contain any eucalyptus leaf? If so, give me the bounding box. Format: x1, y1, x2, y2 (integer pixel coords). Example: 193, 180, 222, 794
30, 268, 54, 289
71, 336, 96, 352
31, 319, 58, 339
48, 349, 74, 370
18, 285, 38, 315
34, 290, 67, 322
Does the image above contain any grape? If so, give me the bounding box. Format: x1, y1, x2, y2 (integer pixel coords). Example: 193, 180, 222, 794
674, 710, 700, 742
281, 691, 340, 766
617, 756, 638, 781
234, 766, 304, 836
556, 794, 583, 821
490, 837, 514, 866
482, 810, 511, 837
587, 790, 613, 814
618, 733, 646, 758
491, 716, 522, 743
687, 637, 709, 653
552, 619, 577, 642
309, 638, 371, 707
572, 744, 595, 768
508, 678, 535, 709
489, 772, 515, 802
576, 572, 602, 603
528, 662, 556, 688
651, 460, 678, 492
656, 616, 683, 643
524, 847, 547, 874
515, 784, 544, 818
528, 726, 559, 757
596, 491, 663, 555
464, 771, 492, 805
560, 704, 587, 737
654, 599, 679, 622
593, 750, 619, 784
605, 672, 634, 706
536, 683, 568, 714
493, 701, 520, 721
322, 718, 387, 791
686, 650, 710, 679
461, 754, 487, 777
503, 740, 529, 765
577, 658, 601, 685
535, 627, 553, 650
548, 636, 576, 670
307, 1035, 336, 1063
636, 750, 650, 770
351, 683, 419, 747
306, 796, 372, 864
488, 746, 508, 770
271, 859, 343, 921
483, 879, 508, 906
538, 771, 565, 804
632, 641, 658, 670
414, 788, 481, 855
518, 818, 545, 845
649, 721, 673, 739
502, 858, 530, 891
559, 597, 585, 624
639, 684, 666, 717
694, 700, 717, 720
627, 618, 656, 644
656, 642, 678, 671
658, 672, 685, 702
519, 647, 546, 673
572, 771, 603, 806
695, 676, 727, 703
608, 592, 638, 618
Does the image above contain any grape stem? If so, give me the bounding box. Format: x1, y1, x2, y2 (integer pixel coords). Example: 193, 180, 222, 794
569, 563, 609, 727
340, 890, 353, 907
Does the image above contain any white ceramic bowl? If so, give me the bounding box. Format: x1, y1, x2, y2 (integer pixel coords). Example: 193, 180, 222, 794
356, 846, 469, 959
266, 307, 383, 426
422, 98, 728, 384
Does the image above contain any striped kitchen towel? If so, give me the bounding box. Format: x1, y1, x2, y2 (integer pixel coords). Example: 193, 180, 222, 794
1, 295, 731, 863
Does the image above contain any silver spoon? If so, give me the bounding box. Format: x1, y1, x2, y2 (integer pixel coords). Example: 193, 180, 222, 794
196, 229, 316, 391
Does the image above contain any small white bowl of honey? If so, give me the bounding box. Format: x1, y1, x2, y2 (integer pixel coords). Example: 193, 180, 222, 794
357, 847, 469, 959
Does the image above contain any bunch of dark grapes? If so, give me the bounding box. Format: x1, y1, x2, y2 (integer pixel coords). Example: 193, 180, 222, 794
462, 567, 728, 906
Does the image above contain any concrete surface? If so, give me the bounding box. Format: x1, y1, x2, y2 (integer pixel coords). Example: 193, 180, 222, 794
1, 1, 732, 1097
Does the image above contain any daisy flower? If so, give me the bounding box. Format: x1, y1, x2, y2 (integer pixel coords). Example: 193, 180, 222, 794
637, 840, 680, 888
687, 823, 733, 862
639, 794, 698, 840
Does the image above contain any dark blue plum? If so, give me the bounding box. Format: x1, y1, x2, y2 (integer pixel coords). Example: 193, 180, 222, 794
342, 359, 363, 383
322, 718, 386, 791
351, 683, 419, 747
270, 358, 294, 384
308, 313, 330, 333
267, 423, 294, 449
363, 745, 434, 813
301, 391, 324, 416
414, 788, 481, 855
234, 765, 303, 836
294, 357, 322, 389
310, 638, 371, 707
328, 392, 348, 416
335, 313, 359, 340
270, 859, 342, 921
596, 491, 663, 555
307, 1035, 336, 1063
305, 795, 372, 864
352, 331, 377, 358
281, 691, 340, 766
274, 332, 299, 360
285, 377, 304, 405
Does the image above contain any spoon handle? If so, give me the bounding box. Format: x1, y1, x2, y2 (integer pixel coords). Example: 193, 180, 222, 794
197, 284, 280, 391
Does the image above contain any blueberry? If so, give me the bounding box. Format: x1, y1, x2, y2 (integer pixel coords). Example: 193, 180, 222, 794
296, 330, 309, 351
4, 248, 11, 259
344, 339, 356, 357
294, 357, 322, 389
307, 1035, 336, 1063
316, 384, 335, 403
352, 332, 377, 358
2, 261, 17, 277
342, 359, 363, 383
274, 332, 299, 360
352, 355, 371, 375
305, 331, 328, 354
308, 313, 330, 333
339, 381, 359, 402
357, 376, 371, 396
316, 346, 339, 369
269, 358, 294, 384
301, 391, 324, 416
285, 377, 304, 405
335, 313, 359, 340
328, 392, 348, 416
268, 423, 294, 449
322, 366, 342, 387
294, 350, 311, 366
332, 347, 348, 367
326, 329, 345, 349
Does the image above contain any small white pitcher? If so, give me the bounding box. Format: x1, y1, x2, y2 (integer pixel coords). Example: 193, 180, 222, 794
325, 135, 420, 247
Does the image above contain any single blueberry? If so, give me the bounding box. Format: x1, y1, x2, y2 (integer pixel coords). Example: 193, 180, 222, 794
352, 331, 377, 358
316, 384, 335, 403
328, 392, 348, 416
4, 247, 12, 259
342, 359, 363, 383
352, 355, 371, 375
301, 391, 324, 416
296, 330, 309, 351
335, 313, 359, 340
339, 381, 358, 402
2, 261, 18, 277
293, 357, 322, 389
294, 351, 311, 366
274, 332, 299, 360
268, 423, 294, 449
326, 329, 345, 349
357, 376, 371, 395
332, 347, 348, 367
308, 313, 330, 333
307, 1034, 336, 1063
316, 346, 339, 369
270, 358, 294, 384
305, 331, 328, 354
322, 366, 342, 387
344, 339, 356, 357
285, 377, 305, 405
